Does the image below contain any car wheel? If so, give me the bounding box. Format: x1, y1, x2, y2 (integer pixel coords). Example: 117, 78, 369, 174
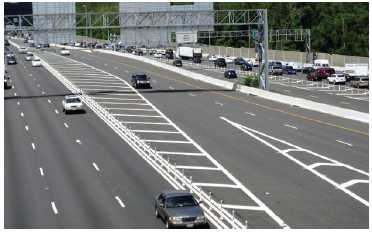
155, 207, 160, 218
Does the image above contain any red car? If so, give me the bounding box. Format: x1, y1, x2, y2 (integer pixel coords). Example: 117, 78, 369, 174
319, 68, 335, 79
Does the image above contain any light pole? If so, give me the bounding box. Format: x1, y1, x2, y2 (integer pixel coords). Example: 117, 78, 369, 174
83, 5, 87, 45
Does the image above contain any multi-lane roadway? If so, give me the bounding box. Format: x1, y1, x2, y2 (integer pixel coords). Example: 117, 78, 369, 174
4, 40, 369, 229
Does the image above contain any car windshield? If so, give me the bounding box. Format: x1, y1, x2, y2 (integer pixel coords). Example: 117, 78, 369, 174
136, 75, 148, 80
166, 195, 198, 208
66, 98, 81, 103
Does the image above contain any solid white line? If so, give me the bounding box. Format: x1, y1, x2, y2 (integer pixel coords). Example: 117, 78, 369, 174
285, 124, 297, 129
97, 102, 148, 106
121, 122, 171, 125
92, 163, 100, 171
193, 183, 240, 188
339, 179, 369, 188
307, 163, 343, 169
39, 168, 44, 176
92, 97, 143, 101
112, 114, 162, 118
32, 143, 35, 150
176, 166, 220, 170
115, 196, 125, 207
146, 140, 192, 144
245, 112, 255, 116
64, 123, 69, 128
51, 202, 58, 214
107, 108, 155, 112
55, 110, 59, 114
21, 113, 24, 116
336, 140, 353, 146
222, 204, 263, 211
157, 152, 205, 156
25, 126, 29, 130
131, 130, 180, 134
341, 102, 350, 105
284, 90, 290, 92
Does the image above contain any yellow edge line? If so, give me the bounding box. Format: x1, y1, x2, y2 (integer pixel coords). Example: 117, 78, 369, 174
79, 51, 369, 136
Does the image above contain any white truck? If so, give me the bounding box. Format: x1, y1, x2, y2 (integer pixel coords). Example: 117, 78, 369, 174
176, 47, 202, 59
345, 63, 368, 77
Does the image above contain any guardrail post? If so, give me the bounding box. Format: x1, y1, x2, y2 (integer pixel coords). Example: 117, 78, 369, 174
190, 176, 193, 193
160, 154, 164, 166
154, 147, 157, 161
232, 210, 235, 229
220, 200, 223, 219
199, 185, 202, 201
174, 163, 177, 179
182, 169, 185, 186
245, 220, 248, 229
167, 157, 170, 172
209, 192, 212, 210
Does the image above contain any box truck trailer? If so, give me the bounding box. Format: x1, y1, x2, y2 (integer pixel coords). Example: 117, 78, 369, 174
345, 63, 368, 77
176, 47, 202, 59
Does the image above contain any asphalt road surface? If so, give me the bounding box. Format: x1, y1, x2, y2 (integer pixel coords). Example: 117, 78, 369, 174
4, 41, 369, 229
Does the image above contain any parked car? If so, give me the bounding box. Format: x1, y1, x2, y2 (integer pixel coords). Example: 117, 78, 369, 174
225, 56, 234, 64
214, 58, 226, 68
234, 57, 246, 65
31, 58, 42, 67
7, 57, 17, 65
282, 66, 297, 74
155, 190, 207, 229
29, 43, 35, 47
208, 55, 217, 61
224, 70, 237, 78
350, 77, 369, 88
286, 62, 302, 71
327, 74, 346, 85
302, 66, 315, 74
319, 68, 335, 79
37, 44, 42, 49
192, 57, 201, 63
250, 58, 259, 67
268, 61, 282, 69
306, 71, 322, 81
131, 73, 151, 88
60, 47, 70, 55
268, 66, 283, 75
25, 53, 34, 61
341, 72, 352, 82
240, 63, 252, 71
4, 46, 9, 51
43, 43, 50, 48
154, 53, 162, 58
135, 49, 143, 56
173, 59, 183, 67
62, 95, 84, 114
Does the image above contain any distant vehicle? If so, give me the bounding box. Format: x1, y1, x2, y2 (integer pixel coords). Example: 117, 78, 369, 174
327, 74, 346, 85
60, 48, 70, 55
155, 190, 207, 229
250, 58, 259, 67
240, 63, 252, 71
214, 58, 226, 68
4, 46, 9, 51
207, 54, 215, 59
29, 43, 35, 47
4, 75, 10, 89
302, 66, 315, 74
135, 49, 143, 56
19, 47, 27, 54
268, 66, 283, 75
341, 72, 352, 82
37, 44, 42, 49
31, 58, 42, 67
5, 51, 14, 58
150, 49, 157, 55
344, 63, 368, 77
286, 62, 302, 71
4, 39, 10, 46
173, 59, 183, 67
282, 66, 297, 74
154, 53, 162, 58
234, 57, 246, 65
208, 55, 217, 61
268, 61, 282, 69
165, 53, 174, 60
75, 42, 81, 47
43, 43, 50, 48
131, 73, 151, 88
62, 95, 84, 114
350, 77, 369, 88
306, 71, 322, 81
23, 39, 28, 43
224, 70, 237, 78
314, 59, 330, 70
176, 47, 202, 60
165, 49, 173, 55
7, 57, 17, 65
192, 57, 201, 63
225, 56, 233, 64
25, 53, 34, 61
319, 68, 335, 79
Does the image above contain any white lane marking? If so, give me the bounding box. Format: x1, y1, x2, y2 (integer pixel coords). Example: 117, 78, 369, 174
285, 124, 298, 130
245, 112, 255, 116
176, 166, 220, 171
51, 202, 58, 214
310, 95, 318, 98
55, 110, 59, 114
194, 183, 240, 188
146, 140, 192, 144
284, 90, 290, 92
115, 196, 125, 207
215, 102, 223, 106
131, 130, 180, 134
221, 117, 369, 207
21, 112, 24, 117
105, 64, 108, 66
33, 79, 35, 81
169, 87, 174, 89
30, 74, 32, 76
39, 168, 44, 176
189, 94, 196, 97
37, 85, 40, 87
17, 102, 20, 105
96, 61, 99, 63
153, 80, 157, 83
89, 59, 91, 60
48, 100, 51, 103
336, 140, 353, 146
307, 163, 343, 169
11, 86, 14, 89
121, 122, 171, 125
125, 70, 129, 73
157, 152, 205, 156
222, 204, 263, 211
24, 66, 26, 68
14, 93, 17, 96
76, 140, 81, 144
341, 102, 350, 105
31, 143, 35, 150
64, 123, 69, 128
42, 91, 45, 95
25, 126, 29, 131
92, 163, 100, 171
114, 67, 117, 69
339, 179, 369, 188
111, 114, 162, 118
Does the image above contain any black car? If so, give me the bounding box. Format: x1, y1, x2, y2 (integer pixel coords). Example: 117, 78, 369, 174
131, 73, 151, 88
165, 53, 174, 59
192, 57, 201, 63
135, 49, 143, 56
234, 57, 245, 65
214, 58, 226, 67
224, 70, 237, 78
240, 63, 252, 71
23, 39, 28, 43
306, 71, 322, 81
43, 43, 50, 48
341, 72, 353, 82
29, 43, 35, 47
173, 59, 182, 67
4, 40, 10, 46
303, 66, 315, 74
7, 57, 17, 65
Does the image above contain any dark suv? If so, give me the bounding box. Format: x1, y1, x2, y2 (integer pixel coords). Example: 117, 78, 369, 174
214, 58, 226, 67
131, 73, 151, 89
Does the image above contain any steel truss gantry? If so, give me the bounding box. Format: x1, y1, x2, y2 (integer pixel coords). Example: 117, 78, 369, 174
4, 9, 270, 90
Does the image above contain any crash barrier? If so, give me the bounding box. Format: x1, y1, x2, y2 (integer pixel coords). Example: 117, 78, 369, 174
91, 50, 369, 123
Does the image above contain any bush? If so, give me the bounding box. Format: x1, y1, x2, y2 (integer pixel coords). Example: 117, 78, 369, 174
242, 74, 259, 88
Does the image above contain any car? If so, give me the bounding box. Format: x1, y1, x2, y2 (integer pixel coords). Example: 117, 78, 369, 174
341, 72, 352, 82
23, 39, 28, 43
192, 57, 201, 63
302, 66, 315, 74
4, 46, 9, 51
327, 74, 346, 85
319, 68, 335, 79
7, 57, 17, 65
234, 57, 246, 65
69, 42, 75, 47
29, 43, 35, 47
173, 59, 182, 67
37, 44, 42, 49
208, 55, 217, 61
4, 40, 10, 46
306, 71, 322, 81
75, 42, 82, 47
268, 61, 282, 69
25, 53, 34, 61
224, 70, 237, 78
214, 58, 226, 67
268, 66, 283, 75
62, 95, 84, 114
131, 73, 151, 88
135, 49, 143, 56
240, 63, 252, 71
60, 48, 70, 55
206, 54, 215, 59
225, 57, 234, 64
4, 75, 10, 89
155, 190, 207, 229
250, 58, 259, 67
154, 53, 162, 58
165, 53, 174, 60
43, 43, 50, 48
19, 47, 27, 54
5, 51, 14, 58
350, 77, 369, 88
282, 66, 297, 74
31, 58, 42, 67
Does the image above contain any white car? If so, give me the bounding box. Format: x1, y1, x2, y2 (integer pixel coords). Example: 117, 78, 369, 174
225, 57, 234, 64
62, 95, 84, 114
327, 74, 346, 85
25, 53, 34, 61
208, 55, 217, 61
154, 53, 162, 58
31, 58, 42, 67
19, 47, 27, 54
60, 48, 70, 55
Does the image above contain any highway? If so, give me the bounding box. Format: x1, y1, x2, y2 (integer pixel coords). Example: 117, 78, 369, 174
4, 41, 369, 229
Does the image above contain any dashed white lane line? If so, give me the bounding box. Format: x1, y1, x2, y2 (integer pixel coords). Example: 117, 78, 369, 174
310, 95, 318, 98
96, 61, 99, 63
55, 110, 59, 114
17, 102, 20, 105
114, 67, 117, 69
25, 126, 29, 131
215, 102, 223, 106
48, 100, 51, 103
30, 74, 32, 76
21, 112, 24, 117
152, 80, 157, 83
285, 124, 298, 130
189, 94, 196, 97
245, 112, 255, 116
336, 140, 353, 146
31, 143, 35, 150
42, 91, 45, 95
284, 90, 291, 92
115, 196, 125, 207
341, 102, 350, 105
64, 123, 69, 128
14, 93, 17, 96
12, 86, 14, 89
92, 163, 100, 171
39, 168, 44, 176
169, 87, 174, 89
51, 202, 58, 214
37, 84, 40, 87
76, 140, 82, 144
125, 70, 129, 73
